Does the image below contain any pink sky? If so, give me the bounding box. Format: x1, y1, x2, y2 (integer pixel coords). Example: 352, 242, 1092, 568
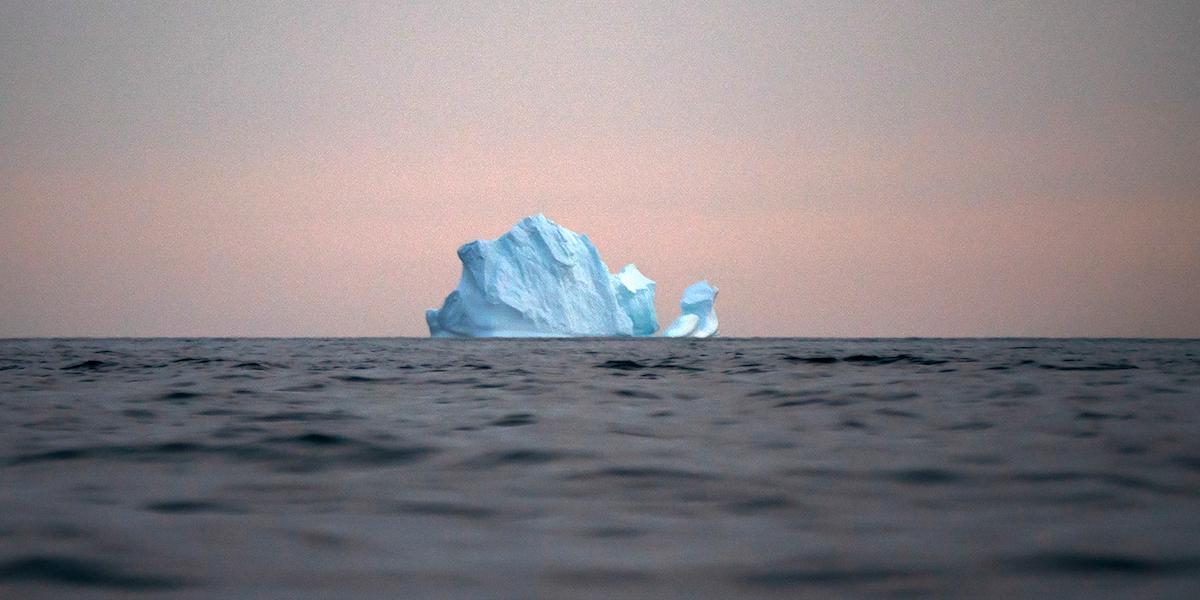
2, 2, 1198, 336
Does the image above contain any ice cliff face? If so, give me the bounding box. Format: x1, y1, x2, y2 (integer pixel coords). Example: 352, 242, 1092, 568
663, 280, 719, 338
426, 214, 716, 338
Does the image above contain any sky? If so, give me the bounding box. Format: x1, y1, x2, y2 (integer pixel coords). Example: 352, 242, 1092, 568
2, 1, 1198, 337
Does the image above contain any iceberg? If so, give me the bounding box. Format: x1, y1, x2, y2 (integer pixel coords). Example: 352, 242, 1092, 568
426, 214, 718, 338
427, 215, 649, 337
611, 264, 658, 336
663, 280, 719, 338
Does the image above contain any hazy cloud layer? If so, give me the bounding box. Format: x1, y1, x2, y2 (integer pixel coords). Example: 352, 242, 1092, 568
2, 1, 1198, 336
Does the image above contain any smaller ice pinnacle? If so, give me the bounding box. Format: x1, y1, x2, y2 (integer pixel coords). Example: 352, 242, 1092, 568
663, 280, 719, 338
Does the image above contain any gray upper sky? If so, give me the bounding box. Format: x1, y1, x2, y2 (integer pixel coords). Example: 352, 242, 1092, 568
2, 1, 1198, 337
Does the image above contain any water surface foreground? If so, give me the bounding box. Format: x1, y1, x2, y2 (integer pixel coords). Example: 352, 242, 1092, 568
1, 338, 1197, 598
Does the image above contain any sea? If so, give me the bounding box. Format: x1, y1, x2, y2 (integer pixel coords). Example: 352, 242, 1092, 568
0, 338, 1197, 599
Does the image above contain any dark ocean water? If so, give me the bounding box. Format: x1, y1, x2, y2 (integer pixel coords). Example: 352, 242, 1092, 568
0, 338, 1198, 599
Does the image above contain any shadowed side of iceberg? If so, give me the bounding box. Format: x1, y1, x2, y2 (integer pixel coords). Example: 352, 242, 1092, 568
612, 264, 658, 336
